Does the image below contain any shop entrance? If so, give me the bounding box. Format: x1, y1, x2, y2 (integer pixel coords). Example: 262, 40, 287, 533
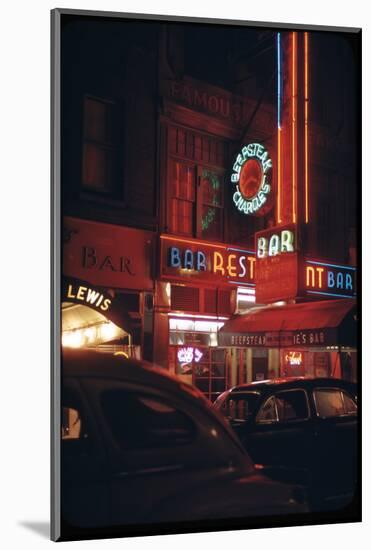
252, 349, 268, 381
62, 302, 140, 358
169, 345, 228, 401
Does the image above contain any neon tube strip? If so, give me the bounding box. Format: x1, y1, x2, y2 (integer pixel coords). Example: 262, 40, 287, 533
277, 33, 282, 223
307, 290, 356, 299
292, 32, 297, 223
304, 32, 309, 223
306, 260, 356, 270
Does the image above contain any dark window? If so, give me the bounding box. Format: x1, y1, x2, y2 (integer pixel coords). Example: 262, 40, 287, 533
82, 96, 122, 195
169, 161, 196, 236
171, 285, 200, 312
201, 169, 223, 241
256, 396, 278, 423
168, 158, 224, 241
62, 406, 83, 440
101, 390, 196, 450
222, 393, 260, 421
275, 390, 309, 422
61, 390, 91, 460
314, 388, 357, 418
342, 391, 357, 414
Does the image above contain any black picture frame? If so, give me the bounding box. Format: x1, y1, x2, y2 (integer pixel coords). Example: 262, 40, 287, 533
51, 8, 361, 542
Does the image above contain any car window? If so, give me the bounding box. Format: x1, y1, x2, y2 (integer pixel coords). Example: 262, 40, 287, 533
275, 390, 309, 422
62, 406, 82, 440
101, 390, 196, 450
342, 391, 357, 414
314, 389, 354, 417
256, 396, 278, 423
62, 384, 89, 443
221, 393, 260, 421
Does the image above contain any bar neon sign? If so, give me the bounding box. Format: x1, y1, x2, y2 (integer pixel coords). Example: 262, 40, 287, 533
284, 351, 303, 366
305, 260, 356, 298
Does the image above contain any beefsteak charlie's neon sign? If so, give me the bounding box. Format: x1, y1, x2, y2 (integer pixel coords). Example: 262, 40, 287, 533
231, 143, 272, 216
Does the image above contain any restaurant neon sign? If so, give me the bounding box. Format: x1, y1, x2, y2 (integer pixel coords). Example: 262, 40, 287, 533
231, 143, 272, 216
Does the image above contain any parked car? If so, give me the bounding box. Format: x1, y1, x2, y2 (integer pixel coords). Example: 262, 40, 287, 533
61, 350, 307, 530
213, 377, 358, 511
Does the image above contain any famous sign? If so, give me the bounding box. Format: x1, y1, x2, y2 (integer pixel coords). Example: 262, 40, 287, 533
231, 143, 273, 216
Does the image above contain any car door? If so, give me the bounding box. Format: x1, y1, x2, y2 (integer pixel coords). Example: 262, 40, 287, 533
311, 387, 358, 496
61, 377, 111, 528
244, 389, 313, 473
218, 392, 261, 441
81, 377, 239, 526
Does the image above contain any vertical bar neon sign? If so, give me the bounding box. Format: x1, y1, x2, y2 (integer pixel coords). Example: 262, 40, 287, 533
277, 33, 282, 224
304, 32, 309, 223
292, 32, 297, 223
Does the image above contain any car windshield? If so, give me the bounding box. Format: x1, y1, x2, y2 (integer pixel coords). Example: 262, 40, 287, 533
221, 392, 261, 421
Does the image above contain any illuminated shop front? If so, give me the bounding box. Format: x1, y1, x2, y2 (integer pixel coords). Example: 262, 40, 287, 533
219, 298, 357, 383
157, 234, 257, 400
62, 217, 155, 359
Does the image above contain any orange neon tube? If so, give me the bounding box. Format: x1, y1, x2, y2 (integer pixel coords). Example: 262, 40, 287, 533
304, 32, 309, 223
277, 128, 282, 223
160, 234, 226, 250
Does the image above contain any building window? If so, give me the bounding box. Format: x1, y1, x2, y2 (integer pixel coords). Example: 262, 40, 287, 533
82, 96, 122, 195
168, 159, 224, 240
201, 169, 223, 240
170, 161, 196, 235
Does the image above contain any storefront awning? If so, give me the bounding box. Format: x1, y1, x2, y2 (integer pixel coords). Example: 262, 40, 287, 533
218, 299, 357, 348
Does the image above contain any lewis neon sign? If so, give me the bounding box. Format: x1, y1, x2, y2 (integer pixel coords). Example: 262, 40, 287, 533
231, 143, 273, 216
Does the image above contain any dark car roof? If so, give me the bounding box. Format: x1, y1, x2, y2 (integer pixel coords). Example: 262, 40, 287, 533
226, 377, 357, 396
63, 348, 203, 393
62, 349, 249, 456
62, 348, 221, 414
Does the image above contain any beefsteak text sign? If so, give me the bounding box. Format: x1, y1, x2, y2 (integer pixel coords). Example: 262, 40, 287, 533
231, 143, 273, 216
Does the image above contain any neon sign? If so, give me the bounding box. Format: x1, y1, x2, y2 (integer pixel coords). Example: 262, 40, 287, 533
169, 246, 255, 280
177, 347, 203, 365
65, 283, 111, 312
162, 236, 256, 287
257, 229, 295, 259
284, 351, 303, 366
304, 260, 356, 298
231, 143, 273, 216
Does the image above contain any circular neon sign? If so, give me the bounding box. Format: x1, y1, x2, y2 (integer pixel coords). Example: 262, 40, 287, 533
231, 143, 273, 216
